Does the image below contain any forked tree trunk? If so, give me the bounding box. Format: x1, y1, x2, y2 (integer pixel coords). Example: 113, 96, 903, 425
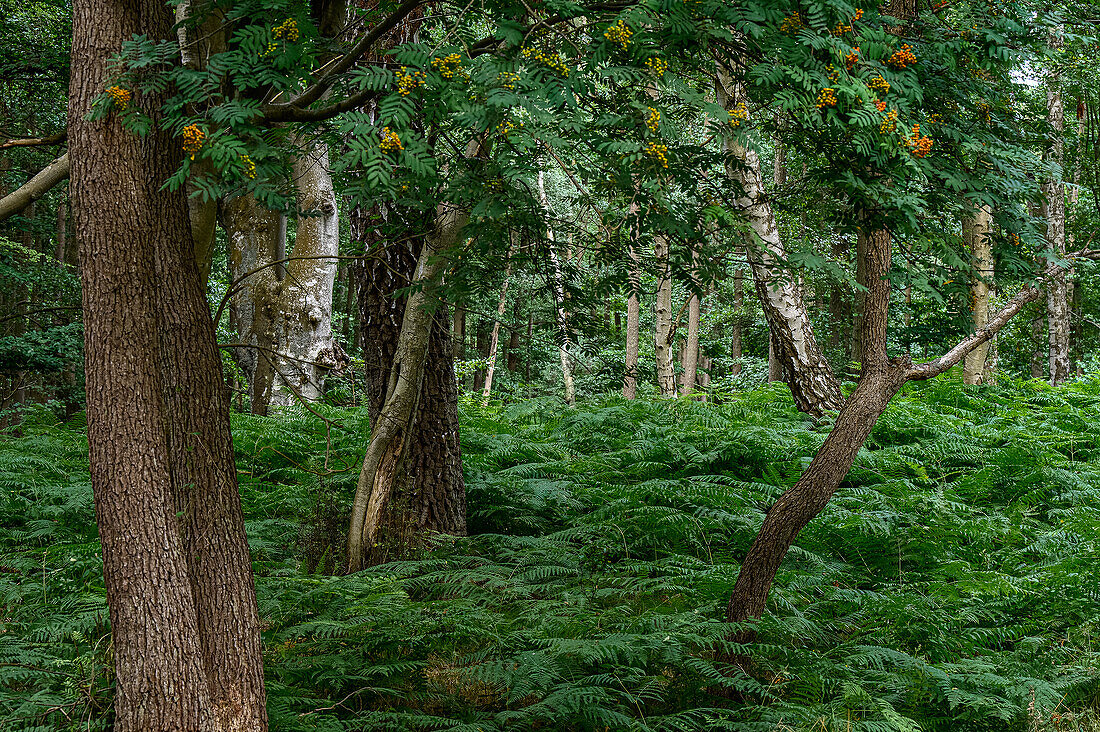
482, 235, 517, 404
716, 66, 843, 417
347, 153, 474, 571
222, 141, 341, 413
70, 1, 266, 729
963, 205, 993, 385
1044, 30, 1070, 386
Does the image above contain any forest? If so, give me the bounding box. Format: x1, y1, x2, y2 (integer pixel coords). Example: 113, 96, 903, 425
2, 0, 1100, 729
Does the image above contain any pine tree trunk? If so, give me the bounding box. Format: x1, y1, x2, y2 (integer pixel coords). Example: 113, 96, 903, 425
71, 1, 266, 728
348, 194, 468, 571
716, 66, 843, 417
1044, 31, 1070, 385
963, 206, 993, 385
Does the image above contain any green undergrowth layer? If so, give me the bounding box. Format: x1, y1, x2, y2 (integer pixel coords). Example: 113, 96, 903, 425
2, 378, 1100, 731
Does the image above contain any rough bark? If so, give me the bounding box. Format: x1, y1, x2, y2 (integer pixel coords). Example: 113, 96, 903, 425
963, 205, 993, 385
70, 1, 266, 729
716, 66, 843, 417
347, 193, 469, 571
1044, 31, 1070, 385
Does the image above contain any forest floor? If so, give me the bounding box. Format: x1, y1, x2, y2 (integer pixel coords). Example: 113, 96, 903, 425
3, 378, 1100, 731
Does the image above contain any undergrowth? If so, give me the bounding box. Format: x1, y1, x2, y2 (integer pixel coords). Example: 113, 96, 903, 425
2, 378, 1100, 730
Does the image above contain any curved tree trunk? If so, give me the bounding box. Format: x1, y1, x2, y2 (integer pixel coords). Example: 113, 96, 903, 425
348, 197, 467, 571
716, 66, 844, 417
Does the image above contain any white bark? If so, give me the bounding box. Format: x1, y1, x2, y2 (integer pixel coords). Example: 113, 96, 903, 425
481, 234, 518, 405
716, 65, 843, 416
653, 234, 676, 397
538, 170, 576, 406
963, 205, 993, 385
1044, 30, 1070, 385
623, 205, 641, 399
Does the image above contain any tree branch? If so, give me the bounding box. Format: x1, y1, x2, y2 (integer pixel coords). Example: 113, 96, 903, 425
0, 132, 67, 150
908, 250, 1100, 381
0, 153, 70, 223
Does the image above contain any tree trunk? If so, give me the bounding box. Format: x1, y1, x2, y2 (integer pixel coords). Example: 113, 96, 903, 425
653, 234, 676, 397
0, 153, 69, 224
725, 225, 901, 634
539, 170, 576, 406
1045, 31, 1070, 386
680, 287, 701, 396
482, 235, 517, 404
70, 1, 267, 729
347, 190, 469, 571
222, 140, 341, 413
963, 205, 993, 385
623, 223, 641, 399
731, 266, 744, 376
716, 66, 843, 417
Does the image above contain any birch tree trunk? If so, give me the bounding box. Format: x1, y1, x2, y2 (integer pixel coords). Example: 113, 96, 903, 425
482, 235, 518, 404
538, 170, 576, 406
1045, 31, 1070, 386
716, 66, 844, 417
623, 216, 642, 399
222, 140, 342, 413
653, 233, 677, 397
963, 205, 993, 385
680, 287, 701, 396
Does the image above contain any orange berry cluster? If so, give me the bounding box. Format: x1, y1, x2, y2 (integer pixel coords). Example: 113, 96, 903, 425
831, 10, 862, 35
106, 85, 131, 108
496, 118, 523, 137
645, 106, 660, 133
826, 64, 840, 83
907, 124, 933, 157
815, 88, 838, 108
869, 75, 890, 95
432, 53, 467, 80
728, 101, 748, 128
521, 46, 570, 76
645, 57, 668, 76
265, 18, 298, 55
182, 124, 205, 158
396, 66, 426, 96
780, 13, 804, 33
644, 141, 669, 168
845, 47, 860, 70
928, 112, 943, 124
604, 19, 633, 49
1009, 233, 1020, 247
379, 126, 403, 152
879, 107, 898, 133
874, 99, 887, 112
240, 154, 256, 179
887, 44, 916, 69
498, 71, 520, 90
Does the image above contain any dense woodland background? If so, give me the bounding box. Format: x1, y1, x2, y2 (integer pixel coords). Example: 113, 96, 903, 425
3, 0, 1100, 729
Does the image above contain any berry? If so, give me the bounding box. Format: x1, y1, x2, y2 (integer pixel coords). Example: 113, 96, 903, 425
181, 124, 205, 158
106, 86, 131, 109
815, 88, 838, 109
604, 19, 633, 49
379, 127, 403, 152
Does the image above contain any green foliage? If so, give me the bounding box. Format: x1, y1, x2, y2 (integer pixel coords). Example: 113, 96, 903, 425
5, 382, 1100, 729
